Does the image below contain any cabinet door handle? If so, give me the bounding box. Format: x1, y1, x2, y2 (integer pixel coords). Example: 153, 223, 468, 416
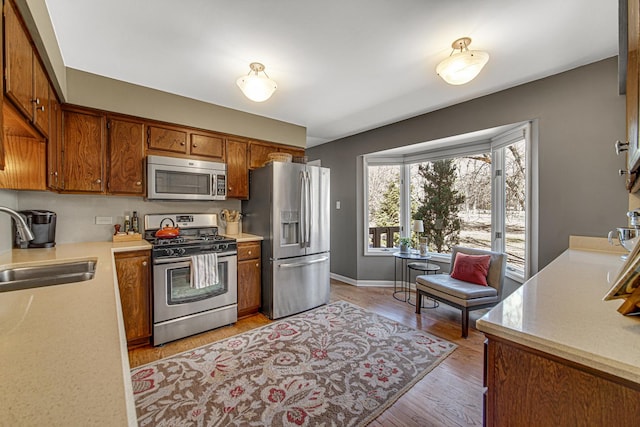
180, 141, 185, 146
255, 262, 259, 267
31, 98, 41, 105
247, 250, 252, 255
615, 140, 630, 155
142, 261, 148, 266
135, 181, 142, 186
95, 179, 102, 184
192, 144, 197, 148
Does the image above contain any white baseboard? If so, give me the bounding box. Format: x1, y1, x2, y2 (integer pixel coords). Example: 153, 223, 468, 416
330, 272, 394, 287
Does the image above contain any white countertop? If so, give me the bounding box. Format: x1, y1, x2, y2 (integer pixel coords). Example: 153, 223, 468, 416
223, 232, 263, 242
477, 248, 640, 384
0, 241, 151, 426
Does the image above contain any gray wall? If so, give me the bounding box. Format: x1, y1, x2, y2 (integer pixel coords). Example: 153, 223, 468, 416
307, 57, 628, 282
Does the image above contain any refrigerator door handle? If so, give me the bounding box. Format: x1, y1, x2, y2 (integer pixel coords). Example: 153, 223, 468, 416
299, 171, 306, 248
305, 171, 312, 247
278, 256, 329, 269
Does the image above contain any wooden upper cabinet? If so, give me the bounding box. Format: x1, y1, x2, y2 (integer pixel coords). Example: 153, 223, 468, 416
4, 0, 49, 138
32, 58, 49, 137
0, 1, 5, 171
226, 137, 249, 199
147, 123, 226, 161
4, 0, 33, 119
627, 0, 640, 188
147, 125, 188, 154
249, 140, 305, 169
61, 107, 106, 193
0, 135, 46, 190
249, 141, 273, 169
190, 132, 224, 160
47, 89, 61, 189
108, 117, 145, 195
279, 146, 305, 159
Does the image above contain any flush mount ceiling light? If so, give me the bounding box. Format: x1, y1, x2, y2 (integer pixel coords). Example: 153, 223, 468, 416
236, 62, 277, 102
436, 37, 489, 85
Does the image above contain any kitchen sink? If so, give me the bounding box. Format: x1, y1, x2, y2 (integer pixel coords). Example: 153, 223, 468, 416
0, 259, 97, 293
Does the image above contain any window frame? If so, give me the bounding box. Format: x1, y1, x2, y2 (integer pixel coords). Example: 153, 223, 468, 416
363, 122, 533, 281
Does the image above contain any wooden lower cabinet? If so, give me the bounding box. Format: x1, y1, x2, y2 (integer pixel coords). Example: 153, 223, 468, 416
114, 250, 152, 349
484, 335, 640, 426
237, 241, 261, 318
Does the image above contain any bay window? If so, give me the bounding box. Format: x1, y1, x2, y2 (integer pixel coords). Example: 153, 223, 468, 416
364, 123, 532, 281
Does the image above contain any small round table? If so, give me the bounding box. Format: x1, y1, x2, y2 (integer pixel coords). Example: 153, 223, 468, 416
393, 251, 431, 302
407, 262, 440, 308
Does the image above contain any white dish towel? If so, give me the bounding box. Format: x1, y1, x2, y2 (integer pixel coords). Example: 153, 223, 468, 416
190, 253, 218, 289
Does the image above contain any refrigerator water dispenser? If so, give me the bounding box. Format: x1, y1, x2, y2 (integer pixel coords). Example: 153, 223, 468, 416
280, 210, 299, 245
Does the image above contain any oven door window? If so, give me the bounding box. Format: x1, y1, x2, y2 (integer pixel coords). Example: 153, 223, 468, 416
166, 260, 228, 304
155, 170, 211, 196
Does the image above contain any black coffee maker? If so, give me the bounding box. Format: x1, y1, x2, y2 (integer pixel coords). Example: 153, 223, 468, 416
13, 210, 56, 248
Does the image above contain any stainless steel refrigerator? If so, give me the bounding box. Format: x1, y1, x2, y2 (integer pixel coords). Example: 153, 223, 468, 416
242, 162, 330, 319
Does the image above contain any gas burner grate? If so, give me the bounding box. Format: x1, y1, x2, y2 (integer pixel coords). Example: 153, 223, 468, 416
152, 237, 185, 245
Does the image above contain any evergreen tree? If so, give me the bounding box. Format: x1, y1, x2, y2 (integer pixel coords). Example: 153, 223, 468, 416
372, 178, 400, 227
371, 177, 400, 247
415, 160, 465, 253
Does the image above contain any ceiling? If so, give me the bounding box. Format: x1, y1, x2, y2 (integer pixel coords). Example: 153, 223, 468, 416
43, 0, 619, 148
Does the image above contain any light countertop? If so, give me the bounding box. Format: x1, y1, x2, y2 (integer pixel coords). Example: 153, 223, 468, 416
223, 232, 263, 242
0, 241, 151, 426
477, 248, 640, 384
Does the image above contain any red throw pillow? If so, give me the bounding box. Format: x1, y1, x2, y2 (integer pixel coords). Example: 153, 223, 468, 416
450, 252, 491, 286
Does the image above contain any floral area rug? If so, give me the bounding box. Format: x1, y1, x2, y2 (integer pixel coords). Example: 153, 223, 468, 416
131, 301, 457, 426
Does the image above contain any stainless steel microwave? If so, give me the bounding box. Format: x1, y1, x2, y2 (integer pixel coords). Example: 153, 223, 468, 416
147, 155, 227, 201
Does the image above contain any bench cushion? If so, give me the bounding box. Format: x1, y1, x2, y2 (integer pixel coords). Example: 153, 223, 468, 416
416, 274, 498, 308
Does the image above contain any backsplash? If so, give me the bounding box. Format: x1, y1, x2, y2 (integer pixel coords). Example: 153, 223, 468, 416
15, 191, 242, 244
0, 190, 19, 253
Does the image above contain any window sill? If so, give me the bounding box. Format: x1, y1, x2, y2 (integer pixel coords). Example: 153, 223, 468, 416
506, 269, 525, 284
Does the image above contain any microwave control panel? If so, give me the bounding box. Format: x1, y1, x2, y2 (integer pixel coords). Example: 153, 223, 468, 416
216, 174, 226, 196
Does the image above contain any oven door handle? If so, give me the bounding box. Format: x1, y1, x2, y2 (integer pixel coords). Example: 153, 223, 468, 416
278, 256, 329, 269
153, 253, 236, 264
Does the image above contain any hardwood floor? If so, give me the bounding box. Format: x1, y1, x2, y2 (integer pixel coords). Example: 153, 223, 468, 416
128, 279, 486, 426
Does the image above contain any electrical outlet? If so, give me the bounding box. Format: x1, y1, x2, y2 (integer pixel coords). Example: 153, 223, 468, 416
95, 216, 113, 225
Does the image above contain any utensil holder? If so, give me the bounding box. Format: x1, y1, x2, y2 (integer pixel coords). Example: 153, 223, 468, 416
226, 221, 239, 235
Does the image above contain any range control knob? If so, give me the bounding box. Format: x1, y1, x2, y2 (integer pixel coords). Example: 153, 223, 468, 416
219, 243, 228, 251
164, 248, 174, 257
176, 248, 186, 255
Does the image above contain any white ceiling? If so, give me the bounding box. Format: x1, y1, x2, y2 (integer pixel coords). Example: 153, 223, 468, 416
43, 0, 619, 147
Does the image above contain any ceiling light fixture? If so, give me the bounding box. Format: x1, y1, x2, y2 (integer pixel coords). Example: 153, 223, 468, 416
436, 37, 489, 85
236, 62, 277, 102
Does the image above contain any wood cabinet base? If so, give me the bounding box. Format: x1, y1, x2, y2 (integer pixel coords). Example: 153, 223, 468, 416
484, 335, 640, 426
114, 250, 152, 349
237, 241, 261, 318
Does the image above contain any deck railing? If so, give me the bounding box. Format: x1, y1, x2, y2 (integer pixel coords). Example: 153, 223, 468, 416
368, 226, 400, 248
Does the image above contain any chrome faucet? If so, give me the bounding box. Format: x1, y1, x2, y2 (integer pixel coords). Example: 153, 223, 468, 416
0, 206, 34, 243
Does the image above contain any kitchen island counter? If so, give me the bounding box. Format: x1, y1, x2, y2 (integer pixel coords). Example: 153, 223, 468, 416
477, 247, 640, 385
0, 240, 151, 426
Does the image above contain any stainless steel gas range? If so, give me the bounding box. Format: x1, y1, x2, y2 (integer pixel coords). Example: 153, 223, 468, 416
144, 213, 237, 346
